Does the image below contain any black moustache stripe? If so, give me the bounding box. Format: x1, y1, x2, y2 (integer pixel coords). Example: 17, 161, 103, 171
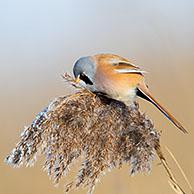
80, 73, 93, 85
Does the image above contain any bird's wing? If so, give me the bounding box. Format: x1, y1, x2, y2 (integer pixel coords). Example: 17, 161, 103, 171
112, 60, 146, 74
114, 68, 146, 74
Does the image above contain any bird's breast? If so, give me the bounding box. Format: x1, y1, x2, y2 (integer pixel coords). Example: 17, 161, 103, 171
94, 70, 140, 105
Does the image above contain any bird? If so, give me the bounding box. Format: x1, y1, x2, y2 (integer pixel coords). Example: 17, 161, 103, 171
73, 53, 187, 134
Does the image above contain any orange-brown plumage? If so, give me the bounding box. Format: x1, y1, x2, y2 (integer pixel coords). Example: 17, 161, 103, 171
73, 53, 188, 134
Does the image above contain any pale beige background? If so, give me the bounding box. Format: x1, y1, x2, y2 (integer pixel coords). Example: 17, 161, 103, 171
0, 0, 194, 194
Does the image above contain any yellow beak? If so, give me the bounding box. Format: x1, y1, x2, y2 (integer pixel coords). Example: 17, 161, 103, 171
75, 76, 80, 83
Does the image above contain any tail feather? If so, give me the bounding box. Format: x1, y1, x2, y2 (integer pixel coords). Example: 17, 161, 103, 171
137, 83, 188, 134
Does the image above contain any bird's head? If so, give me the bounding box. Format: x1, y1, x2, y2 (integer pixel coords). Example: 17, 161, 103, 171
73, 56, 95, 86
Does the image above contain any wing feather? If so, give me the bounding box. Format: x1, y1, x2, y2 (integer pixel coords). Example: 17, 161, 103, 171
114, 69, 147, 74
111, 60, 146, 74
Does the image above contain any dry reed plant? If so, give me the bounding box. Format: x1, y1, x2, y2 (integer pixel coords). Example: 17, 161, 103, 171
5, 74, 189, 194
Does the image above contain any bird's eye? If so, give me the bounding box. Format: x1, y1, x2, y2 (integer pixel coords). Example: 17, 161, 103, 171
79, 73, 93, 85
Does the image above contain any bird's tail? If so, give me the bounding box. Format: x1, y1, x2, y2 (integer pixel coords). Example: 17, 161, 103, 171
137, 83, 188, 134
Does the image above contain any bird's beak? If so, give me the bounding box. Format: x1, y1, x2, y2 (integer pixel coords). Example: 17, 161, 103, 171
74, 75, 80, 83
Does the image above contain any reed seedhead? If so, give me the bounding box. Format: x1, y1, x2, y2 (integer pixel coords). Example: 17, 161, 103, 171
6, 75, 162, 194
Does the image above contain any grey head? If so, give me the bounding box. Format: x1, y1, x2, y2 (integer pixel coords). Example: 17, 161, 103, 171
73, 56, 96, 85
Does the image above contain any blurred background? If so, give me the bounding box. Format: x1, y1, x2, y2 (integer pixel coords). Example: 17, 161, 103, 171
0, 0, 194, 194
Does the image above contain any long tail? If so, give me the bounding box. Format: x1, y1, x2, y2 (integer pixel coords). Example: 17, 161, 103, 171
137, 83, 188, 134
